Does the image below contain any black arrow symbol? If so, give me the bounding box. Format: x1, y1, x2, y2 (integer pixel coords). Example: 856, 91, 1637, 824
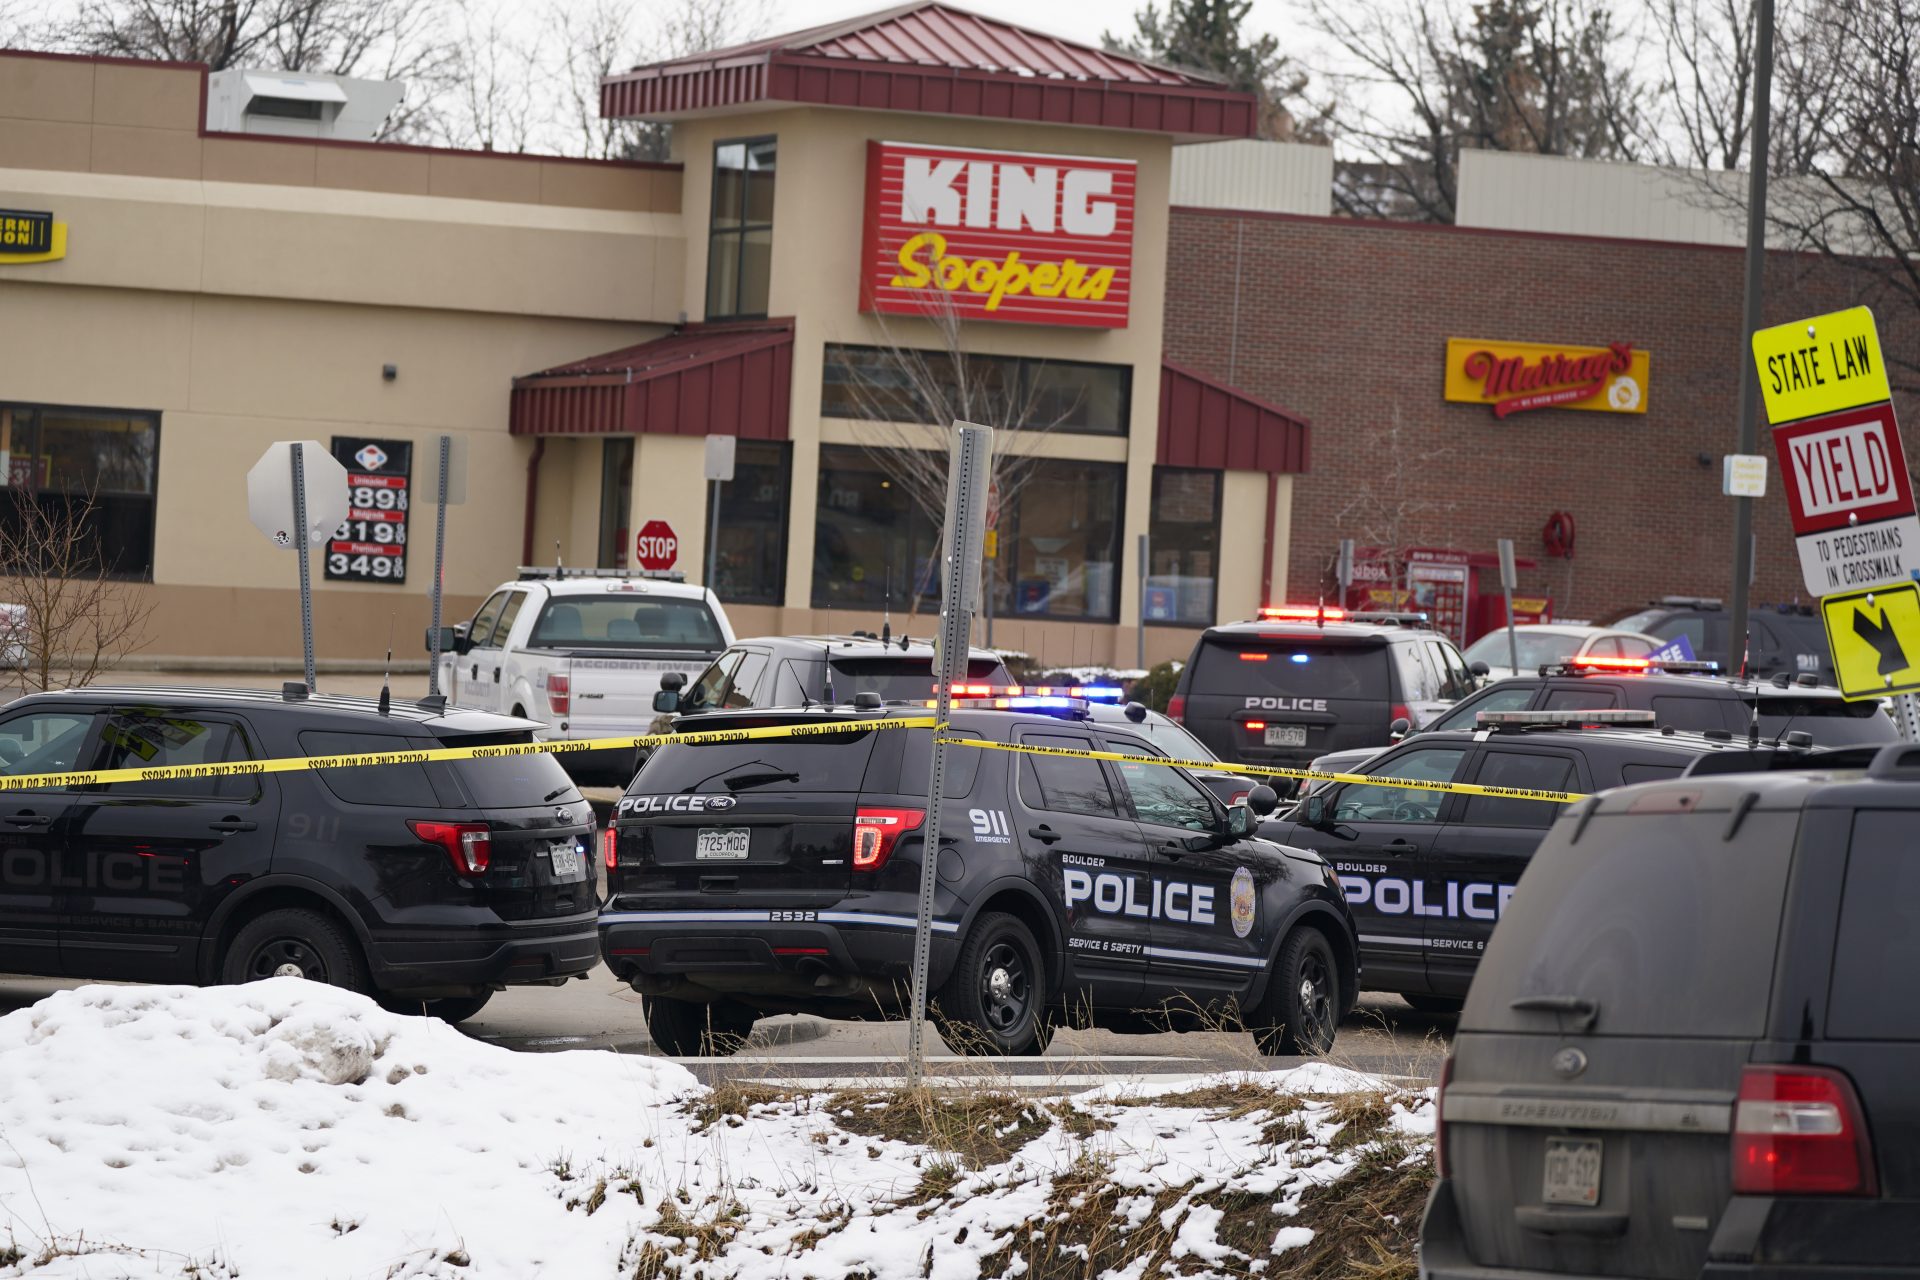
1854, 604, 1912, 679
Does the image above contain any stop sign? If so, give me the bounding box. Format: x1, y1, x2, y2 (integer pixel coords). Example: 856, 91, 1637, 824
634, 520, 679, 571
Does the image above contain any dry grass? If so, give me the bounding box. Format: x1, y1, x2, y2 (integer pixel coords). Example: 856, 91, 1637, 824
1270, 1143, 1432, 1279
828, 1088, 1053, 1169
681, 1081, 799, 1133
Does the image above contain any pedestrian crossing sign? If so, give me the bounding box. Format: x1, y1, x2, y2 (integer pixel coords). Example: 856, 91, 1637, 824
1821, 581, 1920, 700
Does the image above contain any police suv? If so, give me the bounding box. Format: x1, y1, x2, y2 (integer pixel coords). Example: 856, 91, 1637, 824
1263, 709, 1762, 1013
598, 696, 1358, 1058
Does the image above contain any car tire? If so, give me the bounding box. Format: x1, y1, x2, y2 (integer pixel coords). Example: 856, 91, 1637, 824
932, 912, 1049, 1056
378, 990, 494, 1024
1403, 993, 1464, 1015
643, 997, 756, 1057
221, 908, 368, 993
1251, 927, 1340, 1057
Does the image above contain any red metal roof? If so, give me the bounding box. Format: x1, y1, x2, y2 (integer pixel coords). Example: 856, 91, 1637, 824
601, 2, 1255, 140
1158, 360, 1310, 474
510, 321, 793, 439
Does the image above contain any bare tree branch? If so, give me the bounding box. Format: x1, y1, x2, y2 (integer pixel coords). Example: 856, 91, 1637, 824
0, 485, 155, 696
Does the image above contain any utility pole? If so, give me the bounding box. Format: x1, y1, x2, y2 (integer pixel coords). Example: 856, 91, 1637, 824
1727, 0, 1775, 675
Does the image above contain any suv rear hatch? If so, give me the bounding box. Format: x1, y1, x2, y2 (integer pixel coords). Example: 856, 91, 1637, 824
1754, 693, 1897, 747
302, 729, 594, 921
530, 591, 725, 735
609, 715, 888, 910
825, 655, 1006, 703
1441, 784, 1804, 1276
1181, 633, 1391, 766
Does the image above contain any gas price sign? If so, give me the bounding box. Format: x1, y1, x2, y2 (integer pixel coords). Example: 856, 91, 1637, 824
325, 437, 410, 584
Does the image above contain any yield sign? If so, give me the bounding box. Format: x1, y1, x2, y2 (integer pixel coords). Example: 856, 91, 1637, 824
1772, 402, 1920, 598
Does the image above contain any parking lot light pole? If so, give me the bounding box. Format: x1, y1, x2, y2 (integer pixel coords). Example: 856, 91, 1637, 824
907, 421, 992, 1088
1728, 0, 1775, 675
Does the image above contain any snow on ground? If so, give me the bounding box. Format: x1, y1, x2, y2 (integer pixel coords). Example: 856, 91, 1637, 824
0, 982, 1431, 1279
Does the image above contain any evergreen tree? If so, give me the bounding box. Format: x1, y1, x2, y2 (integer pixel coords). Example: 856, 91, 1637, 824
1106, 0, 1326, 142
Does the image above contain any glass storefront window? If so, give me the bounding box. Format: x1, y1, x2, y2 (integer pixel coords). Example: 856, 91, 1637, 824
820, 345, 1128, 435
1145, 468, 1221, 626
597, 437, 633, 568
707, 137, 776, 320
0, 403, 159, 580
706, 441, 790, 605
810, 447, 1123, 622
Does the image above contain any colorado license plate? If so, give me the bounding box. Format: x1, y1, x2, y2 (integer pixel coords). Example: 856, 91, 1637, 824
1542, 1137, 1602, 1206
696, 828, 750, 860
1264, 725, 1309, 747
548, 842, 583, 880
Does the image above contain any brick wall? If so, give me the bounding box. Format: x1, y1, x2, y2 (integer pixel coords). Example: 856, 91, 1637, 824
1163, 207, 1920, 638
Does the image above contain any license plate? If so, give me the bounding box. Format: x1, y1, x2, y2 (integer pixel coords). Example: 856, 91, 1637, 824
1264, 725, 1309, 747
548, 842, 583, 881
1542, 1137, 1603, 1206
696, 828, 750, 860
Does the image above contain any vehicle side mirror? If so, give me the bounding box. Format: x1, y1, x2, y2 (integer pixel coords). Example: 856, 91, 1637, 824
1124, 700, 1148, 723
1245, 783, 1279, 816
1390, 716, 1412, 741
1470, 660, 1490, 677
425, 625, 460, 654
451, 623, 473, 655
1227, 804, 1258, 838
651, 689, 680, 714
1303, 793, 1329, 828
660, 671, 687, 692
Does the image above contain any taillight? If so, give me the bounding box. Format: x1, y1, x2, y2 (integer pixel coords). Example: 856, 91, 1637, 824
1732, 1065, 1877, 1196
601, 826, 618, 870
1245, 720, 1268, 731
1230, 790, 1250, 805
408, 820, 492, 875
1167, 694, 1186, 724
546, 673, 571, 716
1435, 1055, 1454, 1178
1390, 703, 1413, 729
851, 807, 925, 872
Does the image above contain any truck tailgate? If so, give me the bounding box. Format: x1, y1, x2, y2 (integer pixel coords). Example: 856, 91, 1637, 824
562, 651, 715, 735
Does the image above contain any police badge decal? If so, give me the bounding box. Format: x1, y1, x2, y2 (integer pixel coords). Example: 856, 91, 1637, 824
1230, 867, 1256, 939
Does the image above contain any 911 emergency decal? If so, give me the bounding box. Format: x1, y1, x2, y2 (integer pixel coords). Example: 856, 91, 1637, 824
1230, 866, 1256, 939
969, 808, 1012, 844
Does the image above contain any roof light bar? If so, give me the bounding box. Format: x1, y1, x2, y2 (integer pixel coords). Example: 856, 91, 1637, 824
926, 694, 1091, 713
1539, 658, 1724, 678
937, 683, 1121, 702
1478, 709, 1659, 728
1258, 604, 1346, 622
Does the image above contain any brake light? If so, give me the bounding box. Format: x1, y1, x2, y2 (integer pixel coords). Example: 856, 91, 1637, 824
601, 826, 618, 870
1732, 1065, 1877, 1196
1230, 790, 1250, 805
408, 820, 492, 875
1571, 655, 1652, 672
546, 672, 571, 714
1391, 704, 1413, 729
1239, 652, 1270, 662
851, 806, 925, 871
1167, 694, 1186, 724
1436, 1056, 1455, 1178
1245, 720, 1268, 731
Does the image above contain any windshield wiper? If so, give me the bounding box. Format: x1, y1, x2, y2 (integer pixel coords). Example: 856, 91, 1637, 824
1510, 994, 1600, 1033
542, 785, 573, 803
723, 769, 801, 792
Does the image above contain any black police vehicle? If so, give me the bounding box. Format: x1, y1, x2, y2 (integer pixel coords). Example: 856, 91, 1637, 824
1425, 743, 1920, 1278
1610, 594, 1834, 684
656, 633, 1009, 715
1263, 709, 1756, 1012
1169, 606, 1476, 785
1425, 655, 1896, 746
0, 686, 598, 1023
599, 698, 1358, 1058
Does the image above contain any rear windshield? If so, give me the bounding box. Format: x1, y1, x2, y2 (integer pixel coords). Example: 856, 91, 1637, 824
300, 731, 578, 809
1464, 806, 1800, 1038
829, 657, 1002, 702
528, 597, 723, 650
1192, 640, 1388, 700
1757, 700, 1897, 747
1463, 630, 1584, 670
630, 726, 880, 796
438, 738, 580, 808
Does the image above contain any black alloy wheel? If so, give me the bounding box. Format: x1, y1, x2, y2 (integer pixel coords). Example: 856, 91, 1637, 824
934, 912, 1051, 1056
1252, 928, 1340, 1057
644, 997, 757, 1057
221, 908, 368, 993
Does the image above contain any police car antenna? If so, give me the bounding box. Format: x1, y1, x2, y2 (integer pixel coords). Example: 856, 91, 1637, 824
822, 641, 837, 705
377, 617, 393, 716
882, 549, 893, 647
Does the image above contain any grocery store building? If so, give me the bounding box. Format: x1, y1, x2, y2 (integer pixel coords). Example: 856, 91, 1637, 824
2, 2, 1913, 669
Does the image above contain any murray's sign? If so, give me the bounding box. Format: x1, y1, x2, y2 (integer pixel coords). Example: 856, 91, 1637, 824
859, 141, 1136, 329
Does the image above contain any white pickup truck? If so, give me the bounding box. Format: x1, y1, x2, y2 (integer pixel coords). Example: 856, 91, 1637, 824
428, 567, 734, 782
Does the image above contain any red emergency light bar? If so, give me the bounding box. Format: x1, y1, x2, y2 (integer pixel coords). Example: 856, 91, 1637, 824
1571, 655, 1656, 670
937, 683, 1123, 700
1258, 604, 1346, 622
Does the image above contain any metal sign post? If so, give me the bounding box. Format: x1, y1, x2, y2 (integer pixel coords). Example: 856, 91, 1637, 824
247, 440, 348, 693
1136, 532, 1149, 672
1336, 538, 1355, 606
428, 436, 451, 697
704, 435, 736, 593
1498, 538, 1520, 675
290, 443, 316, 691
907, 421, 992, 1087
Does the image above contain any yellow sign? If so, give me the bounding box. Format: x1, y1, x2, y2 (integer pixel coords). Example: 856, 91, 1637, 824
1752, 306, 1888, 425
0, 211, 65, 265
984, 529, 998, 560
1444, 338, 1651, 418
1820, 581, 1920, 700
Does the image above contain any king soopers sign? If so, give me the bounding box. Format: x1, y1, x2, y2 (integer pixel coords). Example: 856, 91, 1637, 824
860, 141, 1136, 329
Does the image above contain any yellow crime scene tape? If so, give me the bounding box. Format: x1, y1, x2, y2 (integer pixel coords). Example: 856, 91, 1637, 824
0, 713, 1585, 806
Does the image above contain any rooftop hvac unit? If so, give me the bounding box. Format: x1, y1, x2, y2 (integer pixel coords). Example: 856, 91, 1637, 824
205, 70, 405, 142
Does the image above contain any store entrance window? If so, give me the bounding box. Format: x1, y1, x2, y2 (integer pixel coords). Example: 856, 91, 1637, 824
1145, 468, 1220, 625
0, 402, 159, 580
706, 441, 790, 604
706, 138, 775, 321
597, 438, 634, 568
811, 446, 941, 613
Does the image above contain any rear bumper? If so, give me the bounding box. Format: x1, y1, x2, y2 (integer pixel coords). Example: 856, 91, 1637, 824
599, 908, 961, 1010
368, 913, 601, 995
1421, 1181, 1920, 1279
